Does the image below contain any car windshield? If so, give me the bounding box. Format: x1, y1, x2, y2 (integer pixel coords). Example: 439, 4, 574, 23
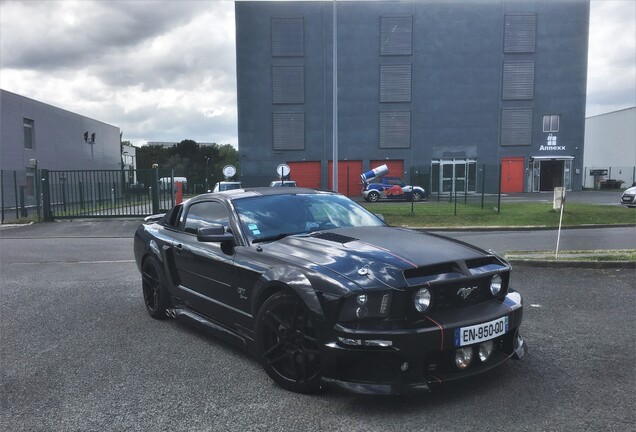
233, 193, 385, 242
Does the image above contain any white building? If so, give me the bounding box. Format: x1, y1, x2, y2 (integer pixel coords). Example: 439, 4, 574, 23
583, 107, 636, 189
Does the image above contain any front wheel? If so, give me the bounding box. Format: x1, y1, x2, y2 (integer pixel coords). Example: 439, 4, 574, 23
141, 257, 170, 319
411, 191, 423, 202
367, 191, 380, 202
256, 292, 322, 393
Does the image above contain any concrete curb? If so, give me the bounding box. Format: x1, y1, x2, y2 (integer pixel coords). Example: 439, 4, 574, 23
409, 224, 635, 232
506, 259, 635, 269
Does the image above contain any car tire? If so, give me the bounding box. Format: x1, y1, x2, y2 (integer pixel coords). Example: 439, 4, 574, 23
141, 257, 170, 319
368, 191, 380, 202
411, 191, 422, 202
256, 291, 322, 393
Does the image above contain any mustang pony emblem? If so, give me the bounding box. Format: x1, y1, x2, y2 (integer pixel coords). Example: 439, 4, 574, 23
457, 286, 478, 299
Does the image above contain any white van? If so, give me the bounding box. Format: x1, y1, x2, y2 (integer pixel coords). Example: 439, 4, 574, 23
159, 177, 188, 191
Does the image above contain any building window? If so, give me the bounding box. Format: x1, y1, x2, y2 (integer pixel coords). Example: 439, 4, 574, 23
23, 118, 34, 149
501, 109, 533, 146
272, 66, 304, 104
273, 112, 304, 150
504, 14, 536, 53
381, 16, 413, 56
502, 61, 535, 100
380, 64, 412, 103
379, 111, 410, 148
543, 115, 560, 132
271, 18, 304, 57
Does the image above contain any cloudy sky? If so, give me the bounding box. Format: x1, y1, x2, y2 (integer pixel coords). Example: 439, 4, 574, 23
1, 0, 634, 148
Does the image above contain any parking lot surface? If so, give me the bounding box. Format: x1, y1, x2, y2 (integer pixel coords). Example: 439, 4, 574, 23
1, 223, 634, 431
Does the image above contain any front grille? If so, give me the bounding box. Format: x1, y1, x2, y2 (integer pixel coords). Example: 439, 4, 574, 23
429, 278, 493, 310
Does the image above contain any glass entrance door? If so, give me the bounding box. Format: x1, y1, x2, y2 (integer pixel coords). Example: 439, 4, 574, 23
435, 159, 477, 194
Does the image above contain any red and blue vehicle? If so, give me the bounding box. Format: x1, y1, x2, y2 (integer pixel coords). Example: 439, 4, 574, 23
362, 176, 427, 202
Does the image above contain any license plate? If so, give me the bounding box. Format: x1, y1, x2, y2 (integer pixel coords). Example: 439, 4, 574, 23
454, 316, 509, 347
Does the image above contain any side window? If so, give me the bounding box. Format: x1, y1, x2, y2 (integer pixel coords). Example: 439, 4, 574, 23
183, 201, 231, 234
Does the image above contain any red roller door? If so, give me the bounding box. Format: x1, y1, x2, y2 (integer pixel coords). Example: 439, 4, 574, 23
370, 160, 405, 179
328, 160, 363, 197
287, 161, 321, 189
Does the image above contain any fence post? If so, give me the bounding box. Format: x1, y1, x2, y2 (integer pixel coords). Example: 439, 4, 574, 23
1, 169, 4, 223
14, 170, 19, 219
454, 179, 457, 216
152, 168, 160, 214
33, 163, 41, 221
19, 186, 27, 217
481, 164, 486, 209
41, 169, 52, 221
497, 163, 502, 214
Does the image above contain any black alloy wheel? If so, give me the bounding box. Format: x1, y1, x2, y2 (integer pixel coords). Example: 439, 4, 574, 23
368, 191, 380, 202
141, 257, 170, 319
256, 292, 322, 393
412, 191, 422, 202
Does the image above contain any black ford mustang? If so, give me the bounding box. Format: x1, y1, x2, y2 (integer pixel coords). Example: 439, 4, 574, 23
134, 188, 526, 394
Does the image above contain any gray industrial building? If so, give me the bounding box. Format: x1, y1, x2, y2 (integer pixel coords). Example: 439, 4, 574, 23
0, 89, 121, 210
235, 0, 590, 195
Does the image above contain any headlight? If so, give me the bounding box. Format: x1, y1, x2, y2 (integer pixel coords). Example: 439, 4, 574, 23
414, 287, 431, 313
490, 274, 502, 296
339, 292, 392, 321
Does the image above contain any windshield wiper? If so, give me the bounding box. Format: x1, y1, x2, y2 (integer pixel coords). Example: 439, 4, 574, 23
252, 233, 294, 244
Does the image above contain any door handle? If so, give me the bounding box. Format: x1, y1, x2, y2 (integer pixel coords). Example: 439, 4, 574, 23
174, 243, 184, 253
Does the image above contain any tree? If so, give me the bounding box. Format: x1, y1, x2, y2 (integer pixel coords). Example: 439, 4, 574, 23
135, 140, 239, 194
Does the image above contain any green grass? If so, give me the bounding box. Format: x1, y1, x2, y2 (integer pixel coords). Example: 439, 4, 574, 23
361, 202, 636, 228
506, 250, 636, 262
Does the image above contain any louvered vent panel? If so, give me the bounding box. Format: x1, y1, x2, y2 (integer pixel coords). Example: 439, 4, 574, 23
381, 16, 413, 55
273, 113, 304, 150
380, 64, 412, 102
273, 66, 304, 104
272, 18, 304, 57
500, 109, 533, 146
504, 14, 537, 53
502, 61, 535, 100
380, 112, 411, 148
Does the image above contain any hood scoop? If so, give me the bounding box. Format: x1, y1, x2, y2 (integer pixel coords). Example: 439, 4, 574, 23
310, 232, 357, 244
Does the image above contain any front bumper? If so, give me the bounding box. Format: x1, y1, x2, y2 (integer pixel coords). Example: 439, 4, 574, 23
621, 194, 635, 206
319, 291, 525, 395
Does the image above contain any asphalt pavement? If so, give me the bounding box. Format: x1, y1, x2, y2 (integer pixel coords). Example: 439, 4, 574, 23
0, 230, 633, 431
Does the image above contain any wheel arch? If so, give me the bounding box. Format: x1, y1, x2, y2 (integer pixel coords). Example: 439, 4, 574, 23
251, 267, 325, 319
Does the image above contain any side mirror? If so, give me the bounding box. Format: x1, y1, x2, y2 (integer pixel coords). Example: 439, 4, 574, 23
197, 224, 235, 243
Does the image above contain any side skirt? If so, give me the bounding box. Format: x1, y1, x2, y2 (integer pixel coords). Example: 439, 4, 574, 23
166, 307, 255, 352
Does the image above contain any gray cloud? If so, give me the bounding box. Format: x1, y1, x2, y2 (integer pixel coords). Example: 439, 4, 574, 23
1, 0, 634, 147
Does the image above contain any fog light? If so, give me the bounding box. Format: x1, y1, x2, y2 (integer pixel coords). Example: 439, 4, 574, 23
455, 347, 473, 369
478, 340, 494, 362
414, 288, 431, 313
490, 274, 502, 296
401, 362, 409, 372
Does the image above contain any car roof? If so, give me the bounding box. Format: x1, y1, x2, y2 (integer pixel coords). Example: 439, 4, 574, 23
188, 187, 329, 204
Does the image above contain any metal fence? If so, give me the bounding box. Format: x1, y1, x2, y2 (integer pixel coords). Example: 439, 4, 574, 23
0, 169, 40, 223
409, 163, 502, 212
0, 168, 194, 222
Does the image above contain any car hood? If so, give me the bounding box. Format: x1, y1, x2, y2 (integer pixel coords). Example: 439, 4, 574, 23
262, 226, 488, 290
624, 186, 636, 194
